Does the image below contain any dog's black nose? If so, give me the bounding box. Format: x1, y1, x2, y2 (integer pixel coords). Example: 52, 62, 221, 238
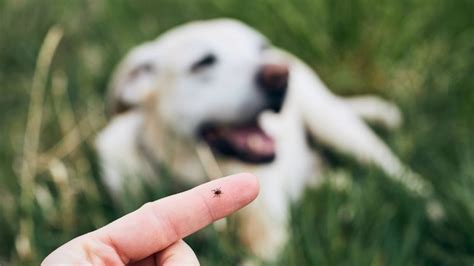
256, 63, 289, 112
256, 63, 289, 94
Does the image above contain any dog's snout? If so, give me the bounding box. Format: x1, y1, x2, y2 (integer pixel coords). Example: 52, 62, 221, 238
257, 63, 289, 94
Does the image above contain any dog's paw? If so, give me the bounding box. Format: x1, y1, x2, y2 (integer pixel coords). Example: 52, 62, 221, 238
380, 101, 403, 130
344, 95, 403, 130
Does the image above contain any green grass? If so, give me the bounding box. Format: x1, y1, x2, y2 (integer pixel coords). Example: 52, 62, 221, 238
1, 0, 473, 265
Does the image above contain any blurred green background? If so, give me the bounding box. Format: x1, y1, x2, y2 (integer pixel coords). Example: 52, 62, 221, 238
1, 0, 473, 265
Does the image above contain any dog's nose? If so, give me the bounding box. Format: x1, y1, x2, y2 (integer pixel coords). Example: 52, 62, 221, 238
256, 63, 289, 94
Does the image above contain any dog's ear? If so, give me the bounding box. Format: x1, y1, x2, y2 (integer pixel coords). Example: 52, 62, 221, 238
107, 42, 158, 116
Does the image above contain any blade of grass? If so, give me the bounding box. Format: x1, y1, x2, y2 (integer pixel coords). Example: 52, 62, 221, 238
17, 25, 63, 262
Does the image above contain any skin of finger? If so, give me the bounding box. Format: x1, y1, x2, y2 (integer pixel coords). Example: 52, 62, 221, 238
42, 233, 125, 265
156, 240, 199, 266
95, 173, 259, 263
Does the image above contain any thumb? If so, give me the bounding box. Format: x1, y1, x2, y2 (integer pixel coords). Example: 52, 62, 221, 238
156, 240, 199, 265
129, 239, 198, 266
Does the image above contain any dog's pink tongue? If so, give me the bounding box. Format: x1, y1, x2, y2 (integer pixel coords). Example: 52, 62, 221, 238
227, 126, 275, 157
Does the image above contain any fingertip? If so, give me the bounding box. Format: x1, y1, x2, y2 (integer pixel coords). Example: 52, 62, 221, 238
240, 172, 260, 198
231, 172, 260, 205
201, 172, 260, 216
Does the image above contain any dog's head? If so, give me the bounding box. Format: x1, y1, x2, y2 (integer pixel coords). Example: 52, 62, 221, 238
108, 19, 289, 163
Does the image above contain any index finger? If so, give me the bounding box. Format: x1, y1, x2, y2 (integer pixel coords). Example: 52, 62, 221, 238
94, 173, 259, 263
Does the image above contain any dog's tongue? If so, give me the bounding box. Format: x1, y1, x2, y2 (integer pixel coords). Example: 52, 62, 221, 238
225, 126, 275, 158
201, 123, 275, 163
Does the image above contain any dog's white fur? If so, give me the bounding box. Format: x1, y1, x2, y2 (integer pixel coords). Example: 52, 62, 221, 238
96, 19, 424, 260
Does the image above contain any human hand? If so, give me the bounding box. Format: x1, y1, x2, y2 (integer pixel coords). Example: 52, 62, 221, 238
42, 173, 259, 265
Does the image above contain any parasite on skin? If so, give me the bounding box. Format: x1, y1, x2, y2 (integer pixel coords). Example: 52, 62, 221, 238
212, 187, 223, 197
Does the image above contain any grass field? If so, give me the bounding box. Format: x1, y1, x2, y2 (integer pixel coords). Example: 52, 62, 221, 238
1, 0, 473, 265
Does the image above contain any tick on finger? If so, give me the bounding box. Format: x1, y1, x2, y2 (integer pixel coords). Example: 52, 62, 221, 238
212, 187, 223, 197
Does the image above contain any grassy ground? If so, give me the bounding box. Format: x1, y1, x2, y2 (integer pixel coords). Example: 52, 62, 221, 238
1, 0, 473, 265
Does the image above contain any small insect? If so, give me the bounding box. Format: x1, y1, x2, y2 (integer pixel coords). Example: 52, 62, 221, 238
212, 187, 223, 197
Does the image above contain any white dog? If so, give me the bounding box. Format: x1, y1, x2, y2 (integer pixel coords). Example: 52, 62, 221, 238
96, 18, 430, 261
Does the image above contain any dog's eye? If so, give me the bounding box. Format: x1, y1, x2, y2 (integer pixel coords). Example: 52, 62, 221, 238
129, 62, 155, 80
190, 53, 217, 72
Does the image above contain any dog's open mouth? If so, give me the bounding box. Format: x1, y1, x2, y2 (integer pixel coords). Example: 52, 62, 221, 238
199, 121, 275, 163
